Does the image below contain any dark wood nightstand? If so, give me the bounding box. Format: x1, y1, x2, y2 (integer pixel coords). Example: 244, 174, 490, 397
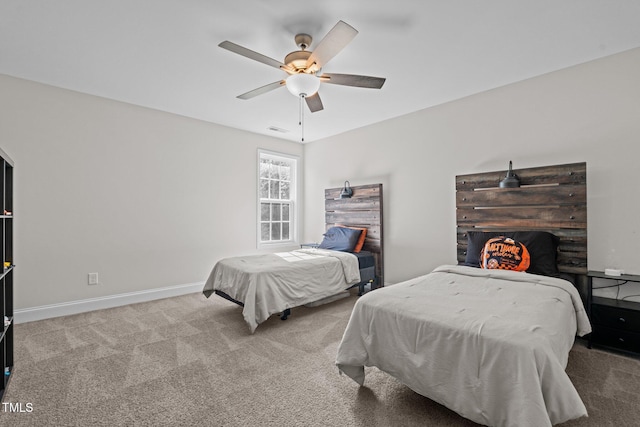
588, 270, 640, 354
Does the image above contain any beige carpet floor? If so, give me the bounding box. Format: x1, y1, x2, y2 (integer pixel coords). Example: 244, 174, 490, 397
1, 291, 639, 426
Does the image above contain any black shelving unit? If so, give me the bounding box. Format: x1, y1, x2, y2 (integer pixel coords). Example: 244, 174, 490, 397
0, 147, 14, 400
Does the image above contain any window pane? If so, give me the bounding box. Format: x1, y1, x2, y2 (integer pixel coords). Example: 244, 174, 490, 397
270, 180, 280, 199
282, 223, 290, 240
280, 165, 290, 181
261, 203, 270, 221
282, 204, 289, 221
269, 163, 279, 179
260, 162, 270, 179
261, 223, 270, 241
260, 179, 269, 198
280, 181, 290, 199
271, 203, 281, 221
271, 223, 281, 240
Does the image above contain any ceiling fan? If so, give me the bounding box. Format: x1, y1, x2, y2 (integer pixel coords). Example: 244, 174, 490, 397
218, 20, 386, 113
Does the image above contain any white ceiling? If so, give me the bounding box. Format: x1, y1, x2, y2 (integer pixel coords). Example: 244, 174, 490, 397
2, 1, 640, 143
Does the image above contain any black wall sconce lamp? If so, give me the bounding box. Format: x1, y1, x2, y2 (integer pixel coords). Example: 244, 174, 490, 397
499, 161, 521, 188
339, 180, 353, 199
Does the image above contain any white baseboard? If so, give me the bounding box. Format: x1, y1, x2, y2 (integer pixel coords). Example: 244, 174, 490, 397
14, 281, 205, 324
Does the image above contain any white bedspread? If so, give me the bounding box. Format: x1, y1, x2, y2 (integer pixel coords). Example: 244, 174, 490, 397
335, 265, 591, 427
203, 248, 360, 333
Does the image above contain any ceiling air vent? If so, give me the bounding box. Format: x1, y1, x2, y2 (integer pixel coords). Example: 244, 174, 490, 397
267, 126, 289, 133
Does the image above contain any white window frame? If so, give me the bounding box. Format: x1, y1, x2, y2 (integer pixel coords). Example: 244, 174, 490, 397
257, 149, 299, 248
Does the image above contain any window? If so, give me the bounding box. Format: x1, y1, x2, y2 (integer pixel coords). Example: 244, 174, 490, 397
258, 150, 298, 246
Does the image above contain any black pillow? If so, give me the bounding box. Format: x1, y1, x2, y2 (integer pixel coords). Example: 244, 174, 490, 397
318, 226, 362, 252
464, 231, 560, 277
511, 231, 560, 277
464, 231, 504, 267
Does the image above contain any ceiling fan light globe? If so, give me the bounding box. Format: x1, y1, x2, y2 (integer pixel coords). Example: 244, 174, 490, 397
286, 73, 320, 97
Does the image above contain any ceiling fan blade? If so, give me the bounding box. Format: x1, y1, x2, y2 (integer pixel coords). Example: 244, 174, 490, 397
321, 73, 386, 89
219, 41, 294, 72
237, 80, 285, 100
305, 93, 324, 112
305, 21, 358, 70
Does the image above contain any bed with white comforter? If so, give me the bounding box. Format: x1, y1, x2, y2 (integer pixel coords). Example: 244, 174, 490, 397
335, 264, 591, 427
203, 248, 360, 333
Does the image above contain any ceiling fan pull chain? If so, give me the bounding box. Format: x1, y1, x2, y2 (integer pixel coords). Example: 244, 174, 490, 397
299, 94, 302, 126
300, 94, 305, 142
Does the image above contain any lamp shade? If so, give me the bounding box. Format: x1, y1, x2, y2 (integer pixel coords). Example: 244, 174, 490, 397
286, 73, 320, 97
499, 161, 521, 188
339, 181, 353, 198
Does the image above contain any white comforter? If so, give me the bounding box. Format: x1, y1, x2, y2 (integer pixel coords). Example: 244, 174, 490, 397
336, 265, 591, 427
203, 248, 360, 333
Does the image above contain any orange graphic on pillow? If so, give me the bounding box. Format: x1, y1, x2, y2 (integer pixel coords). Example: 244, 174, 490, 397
480, 236, 530, 271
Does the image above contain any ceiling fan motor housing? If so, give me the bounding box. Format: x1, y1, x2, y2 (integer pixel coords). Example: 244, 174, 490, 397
285, 50, 312, 72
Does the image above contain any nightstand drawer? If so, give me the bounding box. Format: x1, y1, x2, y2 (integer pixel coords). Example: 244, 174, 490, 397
591, 325, 640, 353
591, 303, 640, 332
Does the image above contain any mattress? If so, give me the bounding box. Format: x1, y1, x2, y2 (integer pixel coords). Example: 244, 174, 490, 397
352, 250, 375, 270
336, 265, 591, 427
203, 248, 361, 332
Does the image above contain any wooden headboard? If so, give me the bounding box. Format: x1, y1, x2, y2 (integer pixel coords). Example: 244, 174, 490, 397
325, 183, 384, 286
456, 162, 587, 275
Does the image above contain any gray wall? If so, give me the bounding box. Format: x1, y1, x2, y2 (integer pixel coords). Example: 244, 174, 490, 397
2, 46, 639, 312
304, 47, 640, 283
0, 75, 302, 309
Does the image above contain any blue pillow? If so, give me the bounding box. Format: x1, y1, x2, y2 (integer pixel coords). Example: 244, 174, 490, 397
318, 226, 362, 252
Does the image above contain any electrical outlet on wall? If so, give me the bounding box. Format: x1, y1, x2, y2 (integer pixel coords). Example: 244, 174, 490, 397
88, 272, 99, 285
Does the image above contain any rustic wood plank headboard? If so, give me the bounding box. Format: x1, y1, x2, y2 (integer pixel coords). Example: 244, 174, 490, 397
325, 183, 384, 286
456, 162, 587, 275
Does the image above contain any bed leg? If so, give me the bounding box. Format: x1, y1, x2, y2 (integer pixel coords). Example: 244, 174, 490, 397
280, 308, 291, 320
